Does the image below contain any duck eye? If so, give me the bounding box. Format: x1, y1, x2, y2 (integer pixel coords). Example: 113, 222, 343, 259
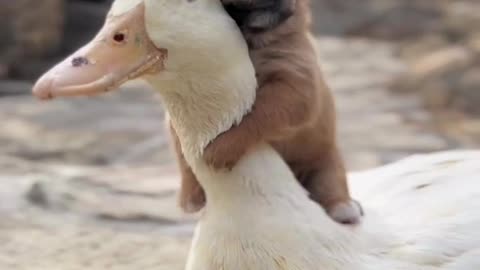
113, 32, 126, 43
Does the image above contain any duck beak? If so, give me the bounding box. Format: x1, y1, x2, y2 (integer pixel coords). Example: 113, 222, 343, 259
32, 3, 166, 100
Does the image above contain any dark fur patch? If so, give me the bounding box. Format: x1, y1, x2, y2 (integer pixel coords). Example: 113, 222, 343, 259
223, 0, 294, 34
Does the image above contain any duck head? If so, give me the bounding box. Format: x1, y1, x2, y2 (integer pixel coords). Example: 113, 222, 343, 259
32, 0, 257, 158
32, 0, 251, 99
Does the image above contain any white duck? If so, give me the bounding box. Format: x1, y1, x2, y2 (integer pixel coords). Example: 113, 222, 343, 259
32, 0, 480, 269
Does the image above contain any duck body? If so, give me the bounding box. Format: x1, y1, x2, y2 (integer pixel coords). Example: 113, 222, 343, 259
185, 145, 480, 270
31, 0, 480, 269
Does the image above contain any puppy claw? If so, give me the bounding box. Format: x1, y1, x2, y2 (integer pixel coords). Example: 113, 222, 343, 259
328, 200, 364, 225
204, 154, 235, 171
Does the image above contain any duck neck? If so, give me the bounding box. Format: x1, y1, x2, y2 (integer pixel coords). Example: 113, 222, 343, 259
146, 62, 256, 163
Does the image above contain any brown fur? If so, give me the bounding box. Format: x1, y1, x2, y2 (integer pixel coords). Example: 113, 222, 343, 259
169, 0, 362, 223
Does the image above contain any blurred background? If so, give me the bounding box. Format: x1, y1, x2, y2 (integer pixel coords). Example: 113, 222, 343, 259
0, 0, 479, 268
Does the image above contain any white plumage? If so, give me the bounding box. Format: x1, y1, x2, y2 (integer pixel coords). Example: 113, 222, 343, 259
350, 151, 480, 269
183, 144, 480, 270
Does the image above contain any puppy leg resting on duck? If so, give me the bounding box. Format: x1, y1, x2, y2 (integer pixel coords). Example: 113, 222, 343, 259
176, 0, 363, 224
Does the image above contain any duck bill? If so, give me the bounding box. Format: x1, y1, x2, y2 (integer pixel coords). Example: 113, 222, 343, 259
32, 3, 166, 100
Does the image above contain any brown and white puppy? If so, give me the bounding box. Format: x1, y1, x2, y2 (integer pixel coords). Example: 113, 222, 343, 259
171, 0, 363, 224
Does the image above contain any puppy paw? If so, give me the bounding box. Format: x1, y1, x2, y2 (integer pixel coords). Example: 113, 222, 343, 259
203, 148, 241, 170
179, 187, 206, 213
203, 131, 246, 170
328, 200, 364, 225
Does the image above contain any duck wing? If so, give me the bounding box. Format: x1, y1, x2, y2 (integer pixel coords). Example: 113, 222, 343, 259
349, 151, 480, 268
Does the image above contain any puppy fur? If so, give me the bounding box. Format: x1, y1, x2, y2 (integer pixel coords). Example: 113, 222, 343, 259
169, 0, 363, 224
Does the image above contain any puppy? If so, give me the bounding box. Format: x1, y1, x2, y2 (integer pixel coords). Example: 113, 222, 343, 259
169, 0, 363, 224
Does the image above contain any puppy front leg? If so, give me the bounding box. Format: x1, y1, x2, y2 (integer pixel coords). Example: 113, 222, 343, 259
303, 147, 364, 225
203, 70, 316, 170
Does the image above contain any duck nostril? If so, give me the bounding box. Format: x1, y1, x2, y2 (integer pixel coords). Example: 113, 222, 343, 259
113, 32, 126, 43
71, 57, 89, 67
